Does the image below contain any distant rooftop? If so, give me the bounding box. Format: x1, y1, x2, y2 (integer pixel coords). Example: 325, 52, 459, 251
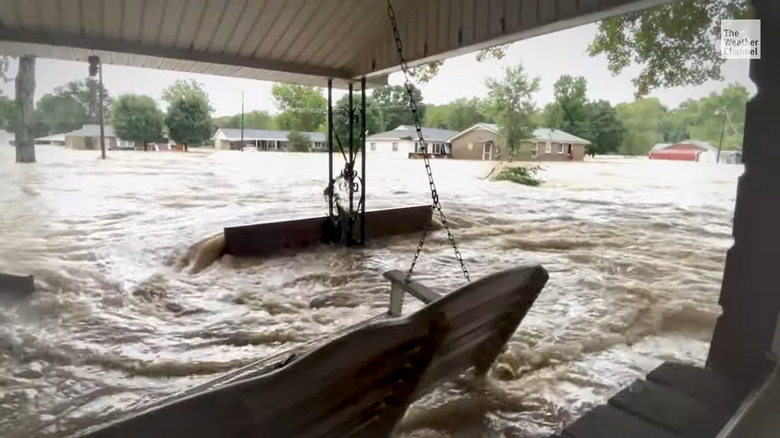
652, 140, 716, 151
367, 125, 459, 143
64, 124, 117, 138
215, 128, 326, 142
450, 123, 591, 144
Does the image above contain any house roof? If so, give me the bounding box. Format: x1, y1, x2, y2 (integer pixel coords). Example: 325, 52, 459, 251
448, 123, 591, 144
366, 125, 459, 143
35, 133, 67, 142
651, 139, 716, 151
214, 128, 326, 142
64, 124, 117, 137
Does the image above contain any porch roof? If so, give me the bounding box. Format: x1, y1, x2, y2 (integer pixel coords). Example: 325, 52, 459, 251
0, 0, 672, 88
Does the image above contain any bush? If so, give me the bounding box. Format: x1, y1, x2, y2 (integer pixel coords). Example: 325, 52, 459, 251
287, 130, 312, 152
495, 165, 544, 186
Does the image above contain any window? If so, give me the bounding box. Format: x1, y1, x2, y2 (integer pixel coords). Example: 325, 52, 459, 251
370, 142, 376, 151
433, 143, 442, 154
544, 142, 552, 154
557, 143, 565, 154
531, 144, 538, 157
392, 142, 398, 152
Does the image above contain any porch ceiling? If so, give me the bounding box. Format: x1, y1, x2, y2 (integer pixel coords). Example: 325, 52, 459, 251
0, 0, 673, 88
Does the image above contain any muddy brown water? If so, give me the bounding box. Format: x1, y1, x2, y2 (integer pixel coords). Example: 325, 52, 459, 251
0, 146, 740, 437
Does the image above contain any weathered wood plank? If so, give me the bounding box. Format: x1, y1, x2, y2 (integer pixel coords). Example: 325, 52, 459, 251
563, 405, 678, 438
384, 270, 442, 305
647, 362, 747, 410
609, 379, 730, 437
224, 205, 432, 258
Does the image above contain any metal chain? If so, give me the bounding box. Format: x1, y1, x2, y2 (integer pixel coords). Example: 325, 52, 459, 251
387, 0, 470, 283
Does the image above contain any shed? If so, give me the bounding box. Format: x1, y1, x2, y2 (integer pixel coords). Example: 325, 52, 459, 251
648, 139, 715, 161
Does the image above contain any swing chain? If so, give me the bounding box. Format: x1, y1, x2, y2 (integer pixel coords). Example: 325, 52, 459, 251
387, 0, 470, 283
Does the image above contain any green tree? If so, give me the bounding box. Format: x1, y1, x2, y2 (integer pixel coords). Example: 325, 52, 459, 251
409, 45, 509, 83
484, 64, 540, 155
162, 79, 213, 109
615, 98, 668, 155
271, 84, 326, 132
164, 93, 212, 152
58, 78, 113, 123
662, 84, 748, 151
582, 100, 624, 155
588, 0, 751, 97
214, 110, 276, 130
0, 95, 16, 131
110, 94, 164, 151
332, 93, 384, 148
36, 93, 86, 135
372, 84, 426, 132
544, 75, 589, 138
287, 130, 312, 152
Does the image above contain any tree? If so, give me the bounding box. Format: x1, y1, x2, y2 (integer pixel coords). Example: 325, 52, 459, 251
165, 99, 212, 153
271, 84, 326, 132
0, 95, 15, 131
424, 98, 489, 131
332, 93, 385, 148
214, 110, 276, 130
111, 94, 164, 151
162, 79, 213, 109
582, 100, 624, 155
484, 64, 540, 155
409, 45, 509, 83
615, 98, 668, 155
372, 84, 425, 131
287, 130, 312, 152
550, 76, 588, 134
588, 0, 751, 97
15, 56, 36, 163
662, 84, 748, 151
57, 78, 113, 123
36, 93, 86, 135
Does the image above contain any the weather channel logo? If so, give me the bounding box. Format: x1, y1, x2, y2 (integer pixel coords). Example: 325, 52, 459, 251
721, 19, 761, 60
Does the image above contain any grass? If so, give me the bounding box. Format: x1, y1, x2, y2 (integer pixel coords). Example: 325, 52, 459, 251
495, 165, 544, 186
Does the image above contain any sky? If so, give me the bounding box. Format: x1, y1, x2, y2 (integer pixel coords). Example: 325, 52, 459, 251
0, 23, 755, 118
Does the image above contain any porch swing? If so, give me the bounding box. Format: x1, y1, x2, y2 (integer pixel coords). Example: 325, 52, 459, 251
79, 2, 548, 437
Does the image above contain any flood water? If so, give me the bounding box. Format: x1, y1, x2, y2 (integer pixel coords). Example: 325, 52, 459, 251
0, 145, 741, 437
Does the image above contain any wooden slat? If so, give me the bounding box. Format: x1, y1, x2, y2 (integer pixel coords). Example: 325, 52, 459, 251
609, 379, 730, 437
564, 405, 678, 438
384, 270, 442, 304
121, 0, 143, 42
237, 0, 286, 57
460, 0, 475, 46
647, 362, 747, 409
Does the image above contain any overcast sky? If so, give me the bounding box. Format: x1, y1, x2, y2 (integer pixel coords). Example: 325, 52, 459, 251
1, 23, 754, 118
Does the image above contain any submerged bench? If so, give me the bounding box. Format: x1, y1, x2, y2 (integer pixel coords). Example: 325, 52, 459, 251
79, 265, 548, 438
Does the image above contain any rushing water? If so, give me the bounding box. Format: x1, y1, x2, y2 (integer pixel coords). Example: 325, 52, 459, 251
0, 145, 741, 437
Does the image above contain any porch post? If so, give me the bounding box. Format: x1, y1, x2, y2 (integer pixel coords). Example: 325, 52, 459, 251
706, 2, 780, 388
360, 76, 367, 244
327, 79, 334, 219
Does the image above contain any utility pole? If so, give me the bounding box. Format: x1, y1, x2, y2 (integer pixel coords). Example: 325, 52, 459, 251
88, 55, 106, 159
240, 90, 244, 150
715, 108, 726, 164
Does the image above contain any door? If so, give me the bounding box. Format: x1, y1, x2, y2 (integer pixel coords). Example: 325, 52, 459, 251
483, 142, 493, 161
84, 137, 94, 150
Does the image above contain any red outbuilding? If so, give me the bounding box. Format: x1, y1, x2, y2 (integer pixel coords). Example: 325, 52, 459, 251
648, 140, 715, 161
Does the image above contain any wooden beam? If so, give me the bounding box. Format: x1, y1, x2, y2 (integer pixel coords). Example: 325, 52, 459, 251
384, 269, 442, 316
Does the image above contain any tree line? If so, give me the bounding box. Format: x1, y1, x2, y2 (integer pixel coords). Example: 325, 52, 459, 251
2, 63, 747, 156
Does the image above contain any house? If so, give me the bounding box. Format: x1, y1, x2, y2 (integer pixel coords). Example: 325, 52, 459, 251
648, 139, 715, 161
64, 124, 136, 150
448, 123, 590, 161
212, 128, 327, 151
365, 125, 459, 158
35, 133, 66, 146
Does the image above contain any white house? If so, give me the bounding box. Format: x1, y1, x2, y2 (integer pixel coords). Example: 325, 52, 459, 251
365, 125, 459, 158
212, 128, 327, 151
